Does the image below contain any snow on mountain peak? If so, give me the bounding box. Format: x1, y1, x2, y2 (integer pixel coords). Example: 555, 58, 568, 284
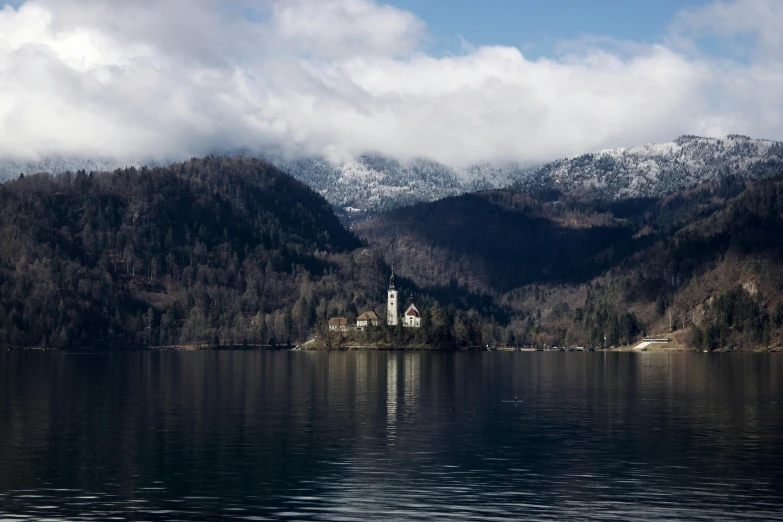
2, 135, 781, 216
517, 135, 783, 200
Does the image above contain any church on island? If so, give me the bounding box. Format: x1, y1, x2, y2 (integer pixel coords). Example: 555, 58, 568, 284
349, 269, 422, 330
386, 269, 421, 329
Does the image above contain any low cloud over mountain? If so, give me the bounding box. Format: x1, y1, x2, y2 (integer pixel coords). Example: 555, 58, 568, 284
0, 0, 782, 167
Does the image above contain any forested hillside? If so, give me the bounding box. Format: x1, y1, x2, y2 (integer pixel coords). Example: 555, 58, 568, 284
0, 158, 391, 348
358, 172, 783, 350
4, 155, 783, 351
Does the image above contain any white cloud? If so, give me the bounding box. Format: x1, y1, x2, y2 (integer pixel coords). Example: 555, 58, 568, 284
671, 0, 783, 60
270, 0, 424, 58
0, 0, 781, 166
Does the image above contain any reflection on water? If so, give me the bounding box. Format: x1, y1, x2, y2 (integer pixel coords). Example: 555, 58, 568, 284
387, 355, 397, 442
0, 351, 781, 521
403, 353, 420, 411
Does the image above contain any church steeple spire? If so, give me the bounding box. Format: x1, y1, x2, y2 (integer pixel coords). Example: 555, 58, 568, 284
387, 267, 398, 326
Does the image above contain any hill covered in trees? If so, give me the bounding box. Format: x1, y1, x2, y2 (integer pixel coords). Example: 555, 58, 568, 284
0, 157, 394, 348
4, 155, 783, 351
0, 155, 523, 351
357, 171, 783, 350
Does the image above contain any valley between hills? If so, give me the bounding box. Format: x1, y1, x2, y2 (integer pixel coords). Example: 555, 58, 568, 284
2, 136, 783, 352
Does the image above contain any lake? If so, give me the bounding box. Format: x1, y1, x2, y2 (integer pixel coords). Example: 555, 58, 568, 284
0, 351, 781, 521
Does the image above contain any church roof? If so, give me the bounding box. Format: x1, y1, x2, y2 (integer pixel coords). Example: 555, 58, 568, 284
405, 304, 420, 317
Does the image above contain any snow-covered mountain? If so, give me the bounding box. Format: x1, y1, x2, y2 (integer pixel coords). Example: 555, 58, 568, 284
515, 135, 783, 199
2, 135, 781, 217
277, 156, 525, 216
279, 135, 783, 213
0, 154, 524, 217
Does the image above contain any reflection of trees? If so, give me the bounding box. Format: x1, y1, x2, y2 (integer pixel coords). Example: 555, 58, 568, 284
0, 352, 781, 518
386, 356, 397, 442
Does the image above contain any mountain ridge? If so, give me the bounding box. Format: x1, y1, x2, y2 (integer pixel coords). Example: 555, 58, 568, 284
518, 134, 783, 200
2, 135, 782, 218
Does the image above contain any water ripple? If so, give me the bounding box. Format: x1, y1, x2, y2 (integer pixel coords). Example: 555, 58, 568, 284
1, 351, 782, 520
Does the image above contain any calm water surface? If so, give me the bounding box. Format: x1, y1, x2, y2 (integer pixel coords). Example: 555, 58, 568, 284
0, 351, 781, 521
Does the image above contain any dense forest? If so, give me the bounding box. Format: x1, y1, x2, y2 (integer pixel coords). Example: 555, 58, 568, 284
0, 156, 515, 350
358, 171, 783, 350
2, 157, 783, 351
0, 158, 395, 348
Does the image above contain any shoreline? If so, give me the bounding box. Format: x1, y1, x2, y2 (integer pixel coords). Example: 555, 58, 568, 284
3, 344, 781, 353
7, 338, 775, 355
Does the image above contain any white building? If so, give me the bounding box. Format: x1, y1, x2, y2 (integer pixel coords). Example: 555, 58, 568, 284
387, 270, 398, 326
403, 303, 421, 328
357, 311, 380, 328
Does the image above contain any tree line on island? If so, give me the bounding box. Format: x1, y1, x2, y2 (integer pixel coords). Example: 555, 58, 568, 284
1, 157, 783, 350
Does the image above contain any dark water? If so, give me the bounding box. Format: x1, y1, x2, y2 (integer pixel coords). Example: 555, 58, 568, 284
0, 351, 782, 521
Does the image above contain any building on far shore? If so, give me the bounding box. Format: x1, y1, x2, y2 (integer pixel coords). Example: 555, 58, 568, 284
357, 311, 380, 329
328, 317, 348, 331
387, 269, 398, 326
386, 269, 423, 329
403, 303, 421, 328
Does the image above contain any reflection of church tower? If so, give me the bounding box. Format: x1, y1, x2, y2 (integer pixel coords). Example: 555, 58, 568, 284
387, 269, 398, 326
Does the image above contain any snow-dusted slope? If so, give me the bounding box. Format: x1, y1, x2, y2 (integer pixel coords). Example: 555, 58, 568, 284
0, 153, 524, 215
516, 135, 783, 199
2, 135, 781, 215
280, 135, 783, 212
0, 157, 133, 181
278, 156, 525, 215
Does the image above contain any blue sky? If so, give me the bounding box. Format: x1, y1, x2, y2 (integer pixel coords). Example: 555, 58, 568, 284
389, 0, 714, 57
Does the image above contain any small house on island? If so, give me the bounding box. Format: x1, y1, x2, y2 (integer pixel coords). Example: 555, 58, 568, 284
403, 303, 421, 328
356, 311, 380, 328
328, 317, 348, 331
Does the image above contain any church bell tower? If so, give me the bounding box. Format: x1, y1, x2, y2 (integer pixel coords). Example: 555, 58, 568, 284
387, 268, 398, 326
